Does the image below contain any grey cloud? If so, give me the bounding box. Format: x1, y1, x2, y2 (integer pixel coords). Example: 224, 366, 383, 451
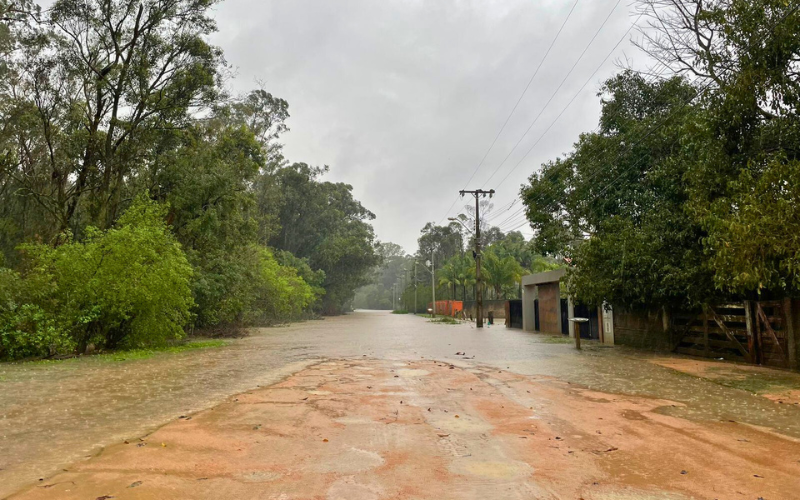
211, 0, 648, 252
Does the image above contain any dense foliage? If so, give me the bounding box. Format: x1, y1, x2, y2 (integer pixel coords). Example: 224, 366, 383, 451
522, 0, 800, 310
0, 0, 378, 359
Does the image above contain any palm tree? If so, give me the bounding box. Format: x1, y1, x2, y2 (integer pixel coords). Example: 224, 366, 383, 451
438, 261, 459, 300
482, 249, 523, 299
453, 255, 475, 301
439, 255, 475, 301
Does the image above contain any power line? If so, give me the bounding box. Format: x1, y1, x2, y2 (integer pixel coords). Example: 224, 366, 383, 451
494, 58, 689, 233
479, 0, 625, 189
491, 9, 651, 191
484, 10, 659, 234
484, 41, 680, 237
437, 0, 581, 225
522, 2, 799, 240
483, 199, 518, 222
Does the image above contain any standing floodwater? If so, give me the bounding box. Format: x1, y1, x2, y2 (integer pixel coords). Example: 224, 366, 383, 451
2, 311, 799, 497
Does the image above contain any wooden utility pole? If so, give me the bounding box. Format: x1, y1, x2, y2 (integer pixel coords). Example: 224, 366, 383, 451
431, 251, 436, 318
413, 261, 418, 314
459, 189, 494, 328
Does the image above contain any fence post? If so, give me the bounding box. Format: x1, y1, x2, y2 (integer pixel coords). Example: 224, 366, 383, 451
744, 300, 756, 364
784, 298, 798, 370
703, 307, 710, 358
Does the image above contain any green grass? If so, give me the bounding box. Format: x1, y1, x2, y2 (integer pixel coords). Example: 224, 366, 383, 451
99, 340, 228, 361
31, 339, 228, 365
538, 335, 573, 344
429, 316, 460, 324
702, 366, 800, 395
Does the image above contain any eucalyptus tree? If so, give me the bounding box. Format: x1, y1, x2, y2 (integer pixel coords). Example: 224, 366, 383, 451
0, 0, 223, 251
269, 163, 380, 314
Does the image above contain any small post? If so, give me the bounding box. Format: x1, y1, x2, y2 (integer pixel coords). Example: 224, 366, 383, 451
744, 301, 757, 364
570, 317, 589, 350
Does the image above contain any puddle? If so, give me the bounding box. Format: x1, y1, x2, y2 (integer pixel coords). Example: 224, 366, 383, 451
237, 471, 283, 482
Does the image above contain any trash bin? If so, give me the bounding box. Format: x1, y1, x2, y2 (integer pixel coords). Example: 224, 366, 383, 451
487, 310, 494, 325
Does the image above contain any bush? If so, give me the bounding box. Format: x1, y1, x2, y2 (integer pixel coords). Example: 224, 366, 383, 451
250, 247, 318, 323
0, 268, 74, 359
191, 246, 321, 329
17, 197, 195, 353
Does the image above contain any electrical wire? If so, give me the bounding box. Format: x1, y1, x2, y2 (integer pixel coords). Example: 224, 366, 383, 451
436, 0, 582, 224
522, 0, 798, 238
478, 0, 625, 189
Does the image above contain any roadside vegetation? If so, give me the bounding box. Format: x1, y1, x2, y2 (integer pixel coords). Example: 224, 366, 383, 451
429, 316, 460, 325
0, 0, 380, 360
31, 340, 228, 364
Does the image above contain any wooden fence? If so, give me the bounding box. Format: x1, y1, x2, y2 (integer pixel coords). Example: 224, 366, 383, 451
672, 301, 793, 369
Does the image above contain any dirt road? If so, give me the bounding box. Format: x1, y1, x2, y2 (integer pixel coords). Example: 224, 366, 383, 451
3, 311, 800, 499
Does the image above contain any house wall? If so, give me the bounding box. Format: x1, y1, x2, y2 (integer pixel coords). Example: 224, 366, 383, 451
537, 283, 562, 334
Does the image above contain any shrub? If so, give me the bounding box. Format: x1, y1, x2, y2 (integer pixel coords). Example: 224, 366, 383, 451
19, 197, 195, 352
250, 247, 318, 323
191, 246, 321, 328
0, 269, 74, 359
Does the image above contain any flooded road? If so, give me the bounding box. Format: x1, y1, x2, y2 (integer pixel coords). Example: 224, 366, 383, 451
2, 310, 800, 498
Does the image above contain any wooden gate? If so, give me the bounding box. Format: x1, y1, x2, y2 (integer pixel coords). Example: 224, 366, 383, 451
672, 303, 753, 362
672, 301, 791, 368
753, 301, 789, 368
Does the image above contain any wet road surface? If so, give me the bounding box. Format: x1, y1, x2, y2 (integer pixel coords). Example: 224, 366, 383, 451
2, 310, 800, 498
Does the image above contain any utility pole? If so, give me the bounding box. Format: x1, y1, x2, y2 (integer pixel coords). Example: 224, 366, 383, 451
459, 189, 495, 328
430, 250, 436, 318
413, 260, 418, 314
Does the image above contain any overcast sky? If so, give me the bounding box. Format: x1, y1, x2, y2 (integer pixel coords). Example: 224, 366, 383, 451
210, 0, 650, 254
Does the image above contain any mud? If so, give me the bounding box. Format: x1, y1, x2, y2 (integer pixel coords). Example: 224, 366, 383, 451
10, 360, 800, 500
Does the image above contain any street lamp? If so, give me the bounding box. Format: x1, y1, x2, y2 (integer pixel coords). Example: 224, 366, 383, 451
448, 216, 471, 232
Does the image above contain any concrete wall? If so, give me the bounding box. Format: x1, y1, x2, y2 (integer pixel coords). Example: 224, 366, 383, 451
463, 300, 507, 320
537, 283, 562, 334
602, 304, 615, 345
522, 285, 536, 331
